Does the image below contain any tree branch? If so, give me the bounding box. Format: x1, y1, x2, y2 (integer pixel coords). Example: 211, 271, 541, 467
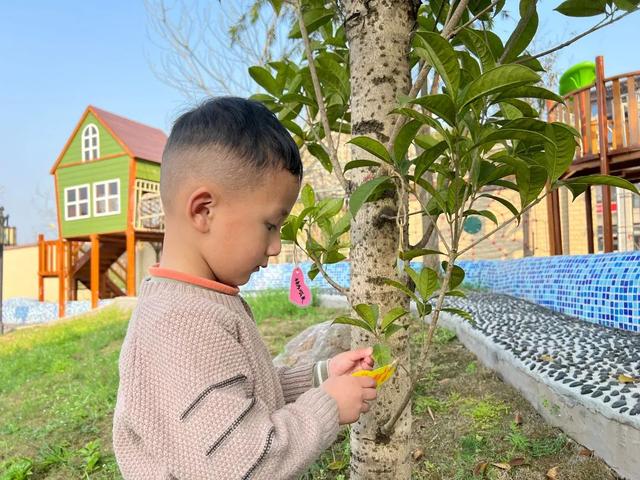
449, 0, 503, 37
296, 1, 350, 193
520, 8, 638, 63
298, 242, 349, 296
457, 190, 550, 256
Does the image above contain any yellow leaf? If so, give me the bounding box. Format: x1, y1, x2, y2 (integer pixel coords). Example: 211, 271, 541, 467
546, 466, 559, 479
352, 360, 397, 387
618, 374, 636, 384
491, 462, 511, 471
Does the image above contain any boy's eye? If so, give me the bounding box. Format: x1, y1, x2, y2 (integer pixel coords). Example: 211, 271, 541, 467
266, 223, 277, 231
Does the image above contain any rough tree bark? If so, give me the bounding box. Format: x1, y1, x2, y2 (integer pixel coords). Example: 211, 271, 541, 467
342, 1, 417, 478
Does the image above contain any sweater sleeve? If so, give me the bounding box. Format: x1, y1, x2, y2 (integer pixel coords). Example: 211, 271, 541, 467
274, 361, 331, 403
129, 316, 339, 480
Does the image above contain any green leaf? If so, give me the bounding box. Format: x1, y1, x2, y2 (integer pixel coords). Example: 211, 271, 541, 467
410, 94, 457, 126
463, 209, 498, 226
393, 120, 422, 164
333, 316, 374, 333
267, 0, 283, 15
442, 307, 474, 323
383, 277, 419, 304
478, 193, 521, 222
501, 0, 539, 63
545, 123, 580, 181
392, 107, 448, 138
517, 165, 548, 207
289, 8, 335, 38
442, 262, 465, 290
560, 175, 640, 199
414, 141, 448, 180
343, 159, 381, 172
415, 32, 460, 96
555, 0, 607, 16
384, 323, 407, 339
417, 267, 439, 299
308, 264, 320, 280
349, 176, 391, 218
348, 136, 392, 164
249, 66, 281, 96
381, 307, 409, 331
400, 248, 443, 261
494, 85, 564, 104
461, 65, 540, 109
301, 184, 315, 209
354, 303, 379, 331
613, 0, 640, 11
307, 143, 333, 173
457, 28, 498, 70
372, 344, 393, 367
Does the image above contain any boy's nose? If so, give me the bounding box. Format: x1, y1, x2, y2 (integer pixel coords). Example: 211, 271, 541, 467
267, 237, 282, 257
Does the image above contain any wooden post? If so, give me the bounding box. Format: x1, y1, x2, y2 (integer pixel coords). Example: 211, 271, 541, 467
126, 229, 136, 296
57, 239, 65, 318
38, 234, 44, 301
595, 56, 614, 252
585, 187, 595, 254
545, 186, 563, 256
552, 190, 562, 255
91, 234, 100, 308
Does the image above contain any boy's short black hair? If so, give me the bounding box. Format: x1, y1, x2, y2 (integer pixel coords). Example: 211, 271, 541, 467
160, 97, 303, 210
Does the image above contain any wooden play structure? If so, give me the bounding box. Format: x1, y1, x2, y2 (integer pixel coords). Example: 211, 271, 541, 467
547, 56, 640, 255
38, 106, 166, 316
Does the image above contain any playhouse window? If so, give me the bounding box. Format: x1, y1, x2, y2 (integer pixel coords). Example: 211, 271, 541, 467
94, 179, 120, 216
82, 124, 100, 161
64, 185, 90, 220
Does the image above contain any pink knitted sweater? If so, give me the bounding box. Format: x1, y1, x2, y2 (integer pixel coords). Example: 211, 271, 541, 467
112, 267, 339, 479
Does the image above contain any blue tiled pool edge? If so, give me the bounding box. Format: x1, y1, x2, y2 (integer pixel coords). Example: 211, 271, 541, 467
242, 252, 640, 333
457, 252, 640, 332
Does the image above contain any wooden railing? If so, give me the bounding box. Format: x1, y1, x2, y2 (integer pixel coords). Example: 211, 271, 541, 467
38, 235, 62, 277
548, 70, 640, 161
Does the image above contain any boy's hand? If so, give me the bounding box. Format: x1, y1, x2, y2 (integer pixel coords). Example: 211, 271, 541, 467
328, 347, 375, 377
321, 375, 378, 424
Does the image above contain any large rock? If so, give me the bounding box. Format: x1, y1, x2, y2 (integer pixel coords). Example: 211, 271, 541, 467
273, 320, 352, 368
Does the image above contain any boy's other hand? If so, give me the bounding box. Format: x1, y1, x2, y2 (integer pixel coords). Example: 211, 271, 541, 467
328, 347, 374, 377
321, 375, 377, 424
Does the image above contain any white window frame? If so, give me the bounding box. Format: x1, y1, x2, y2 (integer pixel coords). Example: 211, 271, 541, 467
93, 179, 121, 217
64, 184, 91, 221
81, 123, 100, 161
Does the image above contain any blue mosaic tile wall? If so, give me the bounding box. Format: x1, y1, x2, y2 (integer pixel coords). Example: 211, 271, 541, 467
2, 298, 113, 325
458, 252, 640, 332
243, 253, 640, 333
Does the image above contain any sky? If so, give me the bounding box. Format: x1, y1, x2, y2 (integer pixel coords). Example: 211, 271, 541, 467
0, 1, 639, 243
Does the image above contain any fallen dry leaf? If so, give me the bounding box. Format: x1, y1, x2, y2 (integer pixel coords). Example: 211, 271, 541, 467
578, 447, 593, 457
491, 462, 511, 471
509, 457, 526, 466
473, 461, 488, 476
412, 448, 424, 461
514, 412, 523, 425
618, 374, 636, 384
546, 466, 559, 479
427, 406, 435, 422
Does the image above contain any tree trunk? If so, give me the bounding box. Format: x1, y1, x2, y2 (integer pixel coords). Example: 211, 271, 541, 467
343, 1, 417, 478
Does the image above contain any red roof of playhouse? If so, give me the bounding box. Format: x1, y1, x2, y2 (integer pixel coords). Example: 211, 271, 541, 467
51, 105, 167, 173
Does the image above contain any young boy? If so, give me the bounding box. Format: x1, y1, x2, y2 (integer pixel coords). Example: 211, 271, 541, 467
112, 97, 378, 479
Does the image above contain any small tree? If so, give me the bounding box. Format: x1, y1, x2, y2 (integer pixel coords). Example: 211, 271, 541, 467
246, 1, 639, 478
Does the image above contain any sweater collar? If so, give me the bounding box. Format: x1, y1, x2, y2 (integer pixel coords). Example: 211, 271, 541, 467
148, 264, 240, 296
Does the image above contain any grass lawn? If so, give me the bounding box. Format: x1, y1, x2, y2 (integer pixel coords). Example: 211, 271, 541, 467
0, 291, 618, 479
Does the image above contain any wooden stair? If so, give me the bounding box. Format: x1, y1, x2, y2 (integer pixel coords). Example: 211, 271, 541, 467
72, 240, 127, 299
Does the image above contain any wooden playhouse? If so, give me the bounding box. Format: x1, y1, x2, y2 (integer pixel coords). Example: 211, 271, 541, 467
38, 106, 166, 316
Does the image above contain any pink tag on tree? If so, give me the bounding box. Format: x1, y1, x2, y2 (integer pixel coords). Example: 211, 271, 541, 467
289, 266, 312, 307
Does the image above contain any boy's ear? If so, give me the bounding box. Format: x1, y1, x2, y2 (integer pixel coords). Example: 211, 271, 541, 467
186, 186, 218, 233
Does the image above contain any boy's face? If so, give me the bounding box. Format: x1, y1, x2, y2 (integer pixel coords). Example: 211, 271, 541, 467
205, 168, 301, 287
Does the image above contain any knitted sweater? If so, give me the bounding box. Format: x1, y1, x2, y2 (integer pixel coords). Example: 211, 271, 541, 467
112, 267, 339, 479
